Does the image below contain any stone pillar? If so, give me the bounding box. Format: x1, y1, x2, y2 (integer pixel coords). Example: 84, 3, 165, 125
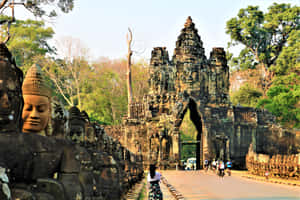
202, 123, 212, 161
251, 128, 257, 152
159, 136, 163, 162
226, 139, 230, 161
172, 131, 180, 161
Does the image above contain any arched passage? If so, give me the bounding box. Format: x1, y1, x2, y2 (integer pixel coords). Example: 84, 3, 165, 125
176, 98, 203, 170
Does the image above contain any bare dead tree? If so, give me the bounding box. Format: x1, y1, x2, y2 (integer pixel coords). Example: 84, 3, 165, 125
126, 28, 133, 118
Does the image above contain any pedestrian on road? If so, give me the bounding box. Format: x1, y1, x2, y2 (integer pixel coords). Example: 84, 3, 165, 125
212, 160, 216, 172
148, 164, 163, 200
204, 159, 209, 172
226, 160, 232, 176
218, 161, 225, 178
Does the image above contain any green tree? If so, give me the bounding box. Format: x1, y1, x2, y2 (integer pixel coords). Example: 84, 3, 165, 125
131, 60, 149, 100
39, 37, 91, 110
80, 67, 127, 125
226, 3, 299, 80
227, 3, 300, 128
231, 83, 262, 107
86, 58, 149, 125
270, 30, 300, 76
257, 77, 300, 128
227, 48, 258, 71
0, 16, 55, 70
257, 29, 300, 128
180, 131, 196, 161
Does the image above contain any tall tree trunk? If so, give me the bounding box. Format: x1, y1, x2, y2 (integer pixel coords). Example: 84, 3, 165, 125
126, 28, 133, 118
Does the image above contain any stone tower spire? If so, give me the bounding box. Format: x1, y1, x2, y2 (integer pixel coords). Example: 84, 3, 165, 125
184, 16, 194, 28
172, 16, 207, 95
173, 16, 206, 64
150, 47, 170, 67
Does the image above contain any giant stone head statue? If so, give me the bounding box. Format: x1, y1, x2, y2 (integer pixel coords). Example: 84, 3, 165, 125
22, 64, 51, 135
0, 43, 23, 133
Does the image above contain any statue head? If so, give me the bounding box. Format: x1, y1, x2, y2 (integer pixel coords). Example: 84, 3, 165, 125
51, 96, 67, 138
68, 106, 85, 144
0, 43, 23, 133
22, 64, 51, 135
81, 110, 96, 144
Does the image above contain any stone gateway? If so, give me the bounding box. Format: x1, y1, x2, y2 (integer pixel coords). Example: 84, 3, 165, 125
106, 17, 299, 170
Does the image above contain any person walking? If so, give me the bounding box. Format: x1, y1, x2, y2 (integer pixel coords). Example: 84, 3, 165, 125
218, 161, 225, 178
226, 160, 232, 176
148, 164, 163, 200
212, 160, 216, 172
204, 159, 209, 172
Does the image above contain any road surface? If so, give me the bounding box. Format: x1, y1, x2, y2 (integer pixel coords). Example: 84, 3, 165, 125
160, 170, 300, 200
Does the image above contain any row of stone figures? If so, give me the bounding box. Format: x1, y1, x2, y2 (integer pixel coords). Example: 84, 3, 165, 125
246, 145, 300, 180
0, 43, 143, 200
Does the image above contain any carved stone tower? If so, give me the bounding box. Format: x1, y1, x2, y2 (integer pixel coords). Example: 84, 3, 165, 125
117, 16, 289, 170
173, 16, 207, 100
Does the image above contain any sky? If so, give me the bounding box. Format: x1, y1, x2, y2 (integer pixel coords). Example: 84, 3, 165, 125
13, 0, 300, 62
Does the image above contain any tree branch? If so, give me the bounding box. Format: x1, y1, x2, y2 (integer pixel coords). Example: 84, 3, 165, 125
0, 0, 8, 10
44, 67, 73, 106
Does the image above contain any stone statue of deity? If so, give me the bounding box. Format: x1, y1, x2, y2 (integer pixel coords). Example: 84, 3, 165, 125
67, 106, 85, 144
51, 96, 67, 139
22, 64, 52, 135
0, 43, 97, 200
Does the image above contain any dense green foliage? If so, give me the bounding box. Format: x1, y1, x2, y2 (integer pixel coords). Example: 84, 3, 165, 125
43, 56, 149, 125
79, 59, 149, 125
231, 84, 262, 107
227, 49, 257, 71
0, 15, 55, 70
227, 3, 300, 128
180, 132, 196, 161
226, 3, 299, 72
257, 23, 300, 128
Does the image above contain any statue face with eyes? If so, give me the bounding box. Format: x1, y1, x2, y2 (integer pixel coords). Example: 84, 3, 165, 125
69, 124, 84, 144
0, 60, 22, 131
22, 95, 50, 133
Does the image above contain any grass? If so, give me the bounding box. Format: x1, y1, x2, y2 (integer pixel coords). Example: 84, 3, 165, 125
137, 178, 147, 200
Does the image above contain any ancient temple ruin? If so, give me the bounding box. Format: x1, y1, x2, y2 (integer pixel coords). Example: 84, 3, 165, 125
106, 16, 300, 170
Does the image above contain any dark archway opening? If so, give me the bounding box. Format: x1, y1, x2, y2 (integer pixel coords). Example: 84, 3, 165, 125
179, 98, 202, 170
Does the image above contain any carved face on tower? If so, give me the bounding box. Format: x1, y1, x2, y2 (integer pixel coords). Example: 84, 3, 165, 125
22, 64, 51, 134
181, 63, 198, 89
0, 43, 23, 133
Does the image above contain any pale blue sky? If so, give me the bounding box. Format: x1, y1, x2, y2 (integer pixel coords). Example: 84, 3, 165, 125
14, 0, 300, 61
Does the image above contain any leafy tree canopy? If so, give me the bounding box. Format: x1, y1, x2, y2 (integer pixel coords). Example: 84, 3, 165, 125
231, 83, 262, 107
226, 3, 299, 73
227, 3, 300, 128
270, 30, 300, 76
0, 15, 55, 70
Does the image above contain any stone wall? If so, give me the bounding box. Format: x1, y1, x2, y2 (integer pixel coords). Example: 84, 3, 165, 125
246, 144, 300, 179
